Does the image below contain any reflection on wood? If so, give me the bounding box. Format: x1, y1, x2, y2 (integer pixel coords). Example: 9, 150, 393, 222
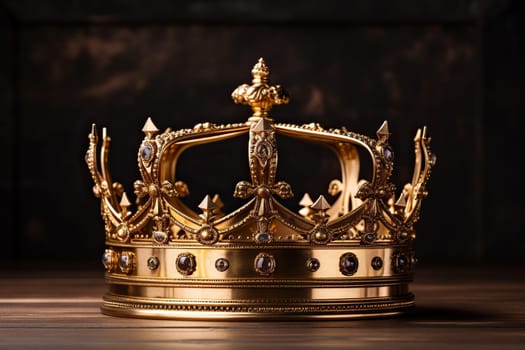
0, 267, 524, 349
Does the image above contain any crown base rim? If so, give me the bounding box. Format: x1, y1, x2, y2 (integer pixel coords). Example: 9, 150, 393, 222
100, 293, 415, 320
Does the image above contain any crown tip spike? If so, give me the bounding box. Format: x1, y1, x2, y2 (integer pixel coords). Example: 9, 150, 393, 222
212, 194, 224, 209
198, 195, 216, 211
89, 123, 98, 140
376, 120, 390, 142
311, 195, 331, 211
299, 193, 314, 207
142, 117, 159, 138
395, 192, 407, 208
414, 128, 422, 142
120, 192, 131, 208
422, 126, 428, 139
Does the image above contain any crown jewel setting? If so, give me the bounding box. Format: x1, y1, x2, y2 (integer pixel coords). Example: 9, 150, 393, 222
86, 58, 435, 320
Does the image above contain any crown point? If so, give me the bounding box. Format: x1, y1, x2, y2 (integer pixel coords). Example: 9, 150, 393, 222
414, 128, 422, 142
142, 117, 159, 137
120, 192, 131, 208
376, 121, 390, 142
299, 193, 314, 207
395, 193, 407, 208
198, 195, 216, 211
212, 194, 224, 209
311, 195, 331, 211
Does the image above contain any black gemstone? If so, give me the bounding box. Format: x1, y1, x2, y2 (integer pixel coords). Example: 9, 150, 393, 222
371, 256, 383, 270
176, 253, 196, 275
364, 232, 376, 243
305, 258, 320, 272
215, 258, 230, 272
255, 253, 275, 275
339, 253, 359, 276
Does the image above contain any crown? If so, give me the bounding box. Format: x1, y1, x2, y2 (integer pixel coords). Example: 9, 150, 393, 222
86, 58, 435, 320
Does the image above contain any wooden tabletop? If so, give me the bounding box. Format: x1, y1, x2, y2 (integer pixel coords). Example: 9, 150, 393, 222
1, 266, 524, 349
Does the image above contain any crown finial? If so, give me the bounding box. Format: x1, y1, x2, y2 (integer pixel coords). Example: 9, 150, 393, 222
251, 57, 270, 84
142, 117, 159, 139
232, 58, 289, 121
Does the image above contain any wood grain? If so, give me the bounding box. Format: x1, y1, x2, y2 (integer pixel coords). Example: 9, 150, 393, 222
0, 266, 524, 349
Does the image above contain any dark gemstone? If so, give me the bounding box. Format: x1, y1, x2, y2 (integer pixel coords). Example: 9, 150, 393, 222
393, 253, 410, 274
256, 232, 271, 243
118, 252, 134, 274
254, 253, 275, 275
383, 146, 394, 162
431, 153, 437, 165
141, 144, 153, 161
147, 256, 159, 270
339, 253, 359, 276
102, 250, 115, 271
215, 258, 230, 272
371, 256, 383, 270
176, 253, 196, 275
153, 231, 168, 244
305, 258, 320, 272
364, 232, 376, 243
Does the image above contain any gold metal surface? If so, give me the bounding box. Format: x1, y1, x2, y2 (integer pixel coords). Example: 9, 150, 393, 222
86, 58, 435, 320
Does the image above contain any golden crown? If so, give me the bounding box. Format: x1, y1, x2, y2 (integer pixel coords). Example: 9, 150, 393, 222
86, 58, 435, 320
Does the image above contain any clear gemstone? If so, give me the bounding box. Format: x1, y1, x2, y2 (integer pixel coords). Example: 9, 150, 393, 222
431, 153, 437, 165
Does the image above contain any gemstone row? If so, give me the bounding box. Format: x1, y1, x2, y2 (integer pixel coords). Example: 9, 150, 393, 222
102, 250, 413, 276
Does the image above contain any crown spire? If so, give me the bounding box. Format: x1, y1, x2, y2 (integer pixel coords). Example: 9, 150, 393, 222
231, 58, 290, 121
142, 117, 159, 139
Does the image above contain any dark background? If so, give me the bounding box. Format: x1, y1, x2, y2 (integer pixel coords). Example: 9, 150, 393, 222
0, 0, 522, 268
